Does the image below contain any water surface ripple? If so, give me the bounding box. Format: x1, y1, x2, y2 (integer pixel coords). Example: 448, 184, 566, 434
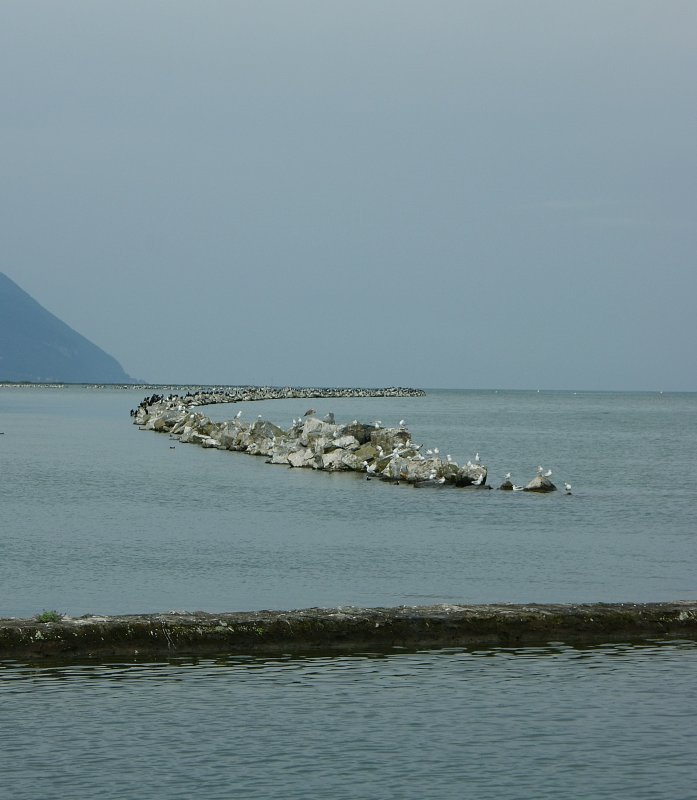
2, 641, 696, 800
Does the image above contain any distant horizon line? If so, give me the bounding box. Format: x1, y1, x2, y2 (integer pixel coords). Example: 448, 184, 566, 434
0, 380, 694, 395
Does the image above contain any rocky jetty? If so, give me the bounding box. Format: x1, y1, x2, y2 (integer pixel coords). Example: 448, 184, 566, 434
133, 390, 488, 488
2, 603, 696, 659
132, 385, 425, 415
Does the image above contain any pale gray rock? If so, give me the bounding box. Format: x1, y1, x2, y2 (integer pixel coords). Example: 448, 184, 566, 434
287, 448, 317, 469
250, 420, 286, 440
330, 434, 360, 450
525, 475, 556, 492
148, 409, 184, 432
402, 459, 440, 483
184, 431, 214, 446
217, 421, 246, 450
267, 441, 297, 465
321, 449, 352, 471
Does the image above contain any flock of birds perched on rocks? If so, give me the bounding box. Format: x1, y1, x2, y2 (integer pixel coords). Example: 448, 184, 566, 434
131, 389, 573, 495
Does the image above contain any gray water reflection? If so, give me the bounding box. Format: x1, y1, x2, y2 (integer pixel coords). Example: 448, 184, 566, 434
2, 641, 696, 799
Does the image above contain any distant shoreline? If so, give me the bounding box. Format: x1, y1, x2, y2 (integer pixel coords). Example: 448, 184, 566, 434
2, 603, 695, 660
0, 382, 427, 395
1, 383, 693, 394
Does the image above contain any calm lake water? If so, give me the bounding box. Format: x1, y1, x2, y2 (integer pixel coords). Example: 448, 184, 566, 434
1, 386, 696, 616
1, 386, 696, 798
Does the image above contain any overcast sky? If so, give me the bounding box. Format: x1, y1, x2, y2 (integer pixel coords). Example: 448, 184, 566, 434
2, 1, 695, 389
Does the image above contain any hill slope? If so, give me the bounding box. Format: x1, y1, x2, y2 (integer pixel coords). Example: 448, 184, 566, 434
0, 272, 133, 383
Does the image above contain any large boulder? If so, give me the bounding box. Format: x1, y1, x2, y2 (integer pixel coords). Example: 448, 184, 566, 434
321, 449, 357, 471
453, 464, 487, 487
217, 420, 247, 450
147, 409, 184, 432
338, 421, 374, 445
525, 475, 556, 492
370, 428, 411, 453
402, 459, 439, 484
330, 434, 361, 451
299, 417, 337, 444
354, 443, 379, 463
244, 419, 286, 456
267, 440, 297, 465
287, 448, 318, 469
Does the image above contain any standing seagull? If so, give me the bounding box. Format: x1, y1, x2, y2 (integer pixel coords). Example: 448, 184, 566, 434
564, 482, 572, 494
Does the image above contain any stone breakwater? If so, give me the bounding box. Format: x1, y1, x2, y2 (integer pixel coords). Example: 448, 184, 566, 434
132, 387, 556, 491
133, 385, 425, 414
2, 603, 696, 659
132, 389, 497, 489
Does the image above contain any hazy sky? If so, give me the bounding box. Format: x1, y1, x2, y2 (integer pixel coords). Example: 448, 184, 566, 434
2, 1, 695, 389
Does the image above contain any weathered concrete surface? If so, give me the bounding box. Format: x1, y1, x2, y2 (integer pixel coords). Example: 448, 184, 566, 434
2, 603, 696, 660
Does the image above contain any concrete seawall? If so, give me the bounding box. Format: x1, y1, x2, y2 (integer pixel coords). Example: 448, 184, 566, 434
2, 603, 696, 660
